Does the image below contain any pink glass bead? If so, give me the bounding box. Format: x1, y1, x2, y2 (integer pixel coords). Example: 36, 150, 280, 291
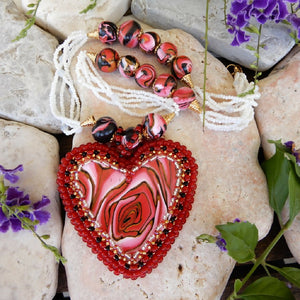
118, 20, 142, 48
155, 42, 177, 65
135, 64, 157, 88
153, 73, 177, 98
118, 55, 140, 78
98, 21, 118, 44
139, 32, 161, 53
172, 87, 196, 110
121, 127, 141, 150
172, 56, 193, 80
143, 113, 167, 139
96, 48, 120, 73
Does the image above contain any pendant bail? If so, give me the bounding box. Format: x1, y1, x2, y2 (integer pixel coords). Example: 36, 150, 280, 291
87, 30, 99, 40
188, 100, 202, 114
80, 115, 96, 127
181, 74, 194, 88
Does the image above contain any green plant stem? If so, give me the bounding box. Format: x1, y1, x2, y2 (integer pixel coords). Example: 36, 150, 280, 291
253, 24, 262, 84
227, 220, 292, 299
202, 0, 210, 130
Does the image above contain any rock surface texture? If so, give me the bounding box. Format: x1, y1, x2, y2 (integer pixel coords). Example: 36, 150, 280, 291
131, 0, 295, 71
0, 0, 63, 133
0, 119, 62, 300
13, 0, 131, 40
256, 45, 300, 264
60, 18, 273, 300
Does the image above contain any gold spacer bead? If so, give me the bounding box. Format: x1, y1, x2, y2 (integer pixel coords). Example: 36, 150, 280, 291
181, 73, 194, 88
87, 30, 99, 40
80, 115, 96, 127
188, 100, 202, 114
162, 112, 176, 125
86, 52, 97, 63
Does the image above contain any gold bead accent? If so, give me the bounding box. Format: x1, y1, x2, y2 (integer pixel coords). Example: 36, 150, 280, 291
80, 115, 96, 127
86, 52, 97, 63
181, 73, 194, 88
87, 30, 99, 39
188, 100, 202, 114
162, 112, 176, 124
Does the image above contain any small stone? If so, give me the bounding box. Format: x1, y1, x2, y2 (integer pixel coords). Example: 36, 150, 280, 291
0, 0, 62, 133
131, 0, 295, 71
0, 119, 62, 300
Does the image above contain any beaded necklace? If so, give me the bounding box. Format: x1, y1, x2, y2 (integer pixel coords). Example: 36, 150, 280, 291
52, 19, 260, 280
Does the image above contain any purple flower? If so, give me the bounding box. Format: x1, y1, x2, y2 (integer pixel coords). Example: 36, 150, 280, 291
0, 164, 51, 232
0, 165, 23, 184
285, 141, 300, 165
287, 13, 300, 39
216, 233, 227, 251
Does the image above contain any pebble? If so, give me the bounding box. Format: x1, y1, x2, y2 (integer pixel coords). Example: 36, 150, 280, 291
131, 0, 295, 71
13, 0, 131, 40
256, 45, 300, 263
61, 17, 273, 299
0, 0, 62, 134
0, 118, 62, 300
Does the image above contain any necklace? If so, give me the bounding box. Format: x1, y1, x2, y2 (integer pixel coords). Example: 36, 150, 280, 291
57, 19, 199, 279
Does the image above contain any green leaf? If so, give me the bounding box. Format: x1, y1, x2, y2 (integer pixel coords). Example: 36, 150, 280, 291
27, 3, 36, 8
246, 45, 256, 51
196, 234, 217, 244
41, 234, 50, 240
249, 64, 258, 70
238, 276, 294, 299
245, 24, 260, 35
268, 265, 300, 288
26, 9, 35, 15
285, 153, 300, 178
234, 279, 243, 293
288, 166, 300, 222
262, 143, 290, 216
215, 221, 258, 263
80, 0, 97, 14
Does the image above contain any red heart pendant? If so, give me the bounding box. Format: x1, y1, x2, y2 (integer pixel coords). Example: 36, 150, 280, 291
57, 138, 197, 279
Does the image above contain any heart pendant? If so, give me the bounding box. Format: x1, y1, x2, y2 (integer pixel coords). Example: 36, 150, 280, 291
57, 138, 198, 279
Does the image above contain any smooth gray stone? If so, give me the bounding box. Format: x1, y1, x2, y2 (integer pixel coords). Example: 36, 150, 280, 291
131, 0, 295, 71
0, 0, 62, 133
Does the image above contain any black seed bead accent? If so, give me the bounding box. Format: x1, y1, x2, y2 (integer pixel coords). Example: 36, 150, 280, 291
173, 148, 179, 154
96, 236, 102, 243
88, 226, 95, 231
178, 203, 184, 210
180, 192, 186, 198
106, 153, 111, 159
161, 145, 167, 151
138, 261, 144, 268
80, 216, 88, 222
185, 168, 191, 174
182, 157, 188, 163
70, 194, 76, 199
70, 159, 77, 165
156, 240, 162, 247
82, 151, 87, 157
105, 245, 110, 251
163, 229, 169, 235
147, 251, 153, 257
150, 147, 154, 151
65, 171, 70, 176
170, 215, 176, 223
64, 183, 70, 188
140, 153, 145, 159
114, 255, 119, 261
73, 205, 79, 211
183, 181, 189, 186
115, 141, 121, 146
125, 263, 130, 270
94, 150, 99, 155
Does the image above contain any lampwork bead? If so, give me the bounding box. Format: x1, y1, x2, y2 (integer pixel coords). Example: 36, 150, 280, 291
121, 127, 141, 150
98, 21, 118, 44
118, 20, 142, 48
155, 42, 177, 65
118, 55, 140, 78
135, 64, 156, 88
92, 116, 117, 143
172, 87, 196, 110
139, 32, 161, 53
95, 48, 120, 73
143, 113, 167, 139
171, 55, 192, 79
153, 73, 177, 98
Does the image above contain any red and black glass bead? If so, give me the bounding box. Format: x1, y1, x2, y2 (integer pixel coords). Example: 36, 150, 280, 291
98, 21, 118, 44
155, 42, 177, 65
118, 20, 142, 48
95, 48, 120, 73
92, 116, 118, 143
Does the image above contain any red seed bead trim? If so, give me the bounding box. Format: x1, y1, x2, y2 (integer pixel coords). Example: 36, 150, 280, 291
57, 139, 198, 279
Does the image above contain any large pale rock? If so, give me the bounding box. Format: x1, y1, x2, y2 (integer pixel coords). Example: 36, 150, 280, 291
0, 119, 62, 300
61, 18, 272, 299
0, 0, 62, 133
256, 46, 300, 263
131, 0, 295, 71
13, 0, 131, 40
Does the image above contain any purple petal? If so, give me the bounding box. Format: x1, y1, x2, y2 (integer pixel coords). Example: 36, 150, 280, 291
33, 210, 50, 225
216, 234, 227, 251
33, 196, 50, 210
277, 1, 289, 20
6, 187, 24, 201
230, 0, 249, 15
0, 220, 10, 233
0, 208, 8, 223
252, 0, 269, 9
10, 218, 22, 232
236, 11, 249, 28
0, 165, 23, 184
285, 141, 295, 150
